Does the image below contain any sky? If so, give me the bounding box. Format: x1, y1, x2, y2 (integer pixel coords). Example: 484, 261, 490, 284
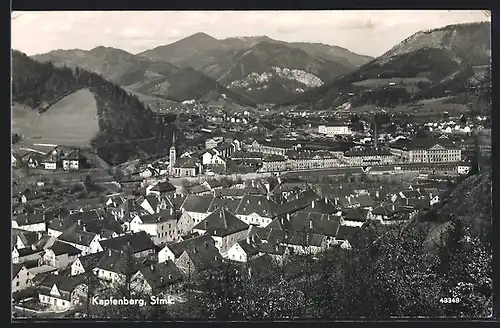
11, 10, 490, 57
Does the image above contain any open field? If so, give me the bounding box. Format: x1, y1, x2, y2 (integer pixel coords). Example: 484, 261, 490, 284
352, 77, 431, 88
12, 103, 40, 135
13, 88, 99, 147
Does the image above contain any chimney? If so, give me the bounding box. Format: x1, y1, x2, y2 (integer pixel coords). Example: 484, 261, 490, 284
286, 213, 290, 221
78, 220, 82, 225
311, 201, 315, 209
170, 208, 174, 215
150, 264, 154, 271
31, 244, 37, 251
127, 241, 131, 247
246, 236, 251, 244
82, 226, 86, 232
309, 219, 313, 230
108, 249, 112, 256
324, 198, 328, 204
79, 235, 82, 242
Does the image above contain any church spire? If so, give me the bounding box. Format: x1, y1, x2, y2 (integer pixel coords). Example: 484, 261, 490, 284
169, 132, 177, 176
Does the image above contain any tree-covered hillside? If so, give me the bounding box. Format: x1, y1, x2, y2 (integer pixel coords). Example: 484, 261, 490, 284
12, 50, 165, 165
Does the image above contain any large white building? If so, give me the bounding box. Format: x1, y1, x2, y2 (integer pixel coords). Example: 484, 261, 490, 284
318, 124, 352, 137
389, 139, 462, 163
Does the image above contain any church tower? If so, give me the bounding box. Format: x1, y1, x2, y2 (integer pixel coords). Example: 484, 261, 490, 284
169, 132, 176, 175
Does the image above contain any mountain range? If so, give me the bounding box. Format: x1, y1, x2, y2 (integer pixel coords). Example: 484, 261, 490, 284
24, 21, 491, 112
279, 22, 491, 111
31, 33, 373, 105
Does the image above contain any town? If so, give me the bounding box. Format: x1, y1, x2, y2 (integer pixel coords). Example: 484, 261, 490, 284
11, 10, 492, 320
11, 106, 491, 318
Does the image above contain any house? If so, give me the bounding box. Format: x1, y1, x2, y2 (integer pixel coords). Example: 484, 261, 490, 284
226, 234, 286, 263
97, 231, 156, 259
39, 241, 82, 269
205, 137, 223, 150
203, 152, 227, 167
47, 218, 71, 237
176, 211, 197, 237
145, 181, 176, 196
158, 234, 216, 264
12, 263, 33, 293
13, 229, 41, 249
138, 166, 160, 178
138, 194, 174, 214
341, 208, 369, 227
12, 214, 46, 232
131, 261, 184, 294
234, 195, 277, 227
57, 226, 101, 255
41, 151, 61, 170
62, 149, 86, 171
130, 209, 179, 244
26, 153, 43, 168
93, 249, 141, 284
201, 149, 217, 166
181, 195, 214, 224
335, 225, 362, 250
226, 238, 261, 263
280, 230, 328, 255
370, 205, 396, 222
187, 184, 213, 195
71, 251, 106, 276
37, 274, 88, 310
12, 246, 44, 264
174, 242, 223, 276
192, 208, 249, 257
172, 157, 200, 178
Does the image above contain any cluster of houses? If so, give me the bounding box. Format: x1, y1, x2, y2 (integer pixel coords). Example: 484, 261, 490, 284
12, 145, 87, 171
11, 175, 446, 314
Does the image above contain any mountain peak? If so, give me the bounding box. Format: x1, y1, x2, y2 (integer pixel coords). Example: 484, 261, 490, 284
186, 32, 217, 41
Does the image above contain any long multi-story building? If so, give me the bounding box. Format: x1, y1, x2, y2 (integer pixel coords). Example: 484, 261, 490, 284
318, 123, 352, 137
260, 151, 340, 172
389, 139, 462, 163
342, 147, 396, 166
246, 140, 293, 156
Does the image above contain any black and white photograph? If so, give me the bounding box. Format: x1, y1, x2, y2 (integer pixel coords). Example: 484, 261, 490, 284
11, 10, 492, 320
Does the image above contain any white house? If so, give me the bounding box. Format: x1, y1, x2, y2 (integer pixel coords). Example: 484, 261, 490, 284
96, 231, 156, 259
70, 251, 105, 276
158, 234, 214, 264
176, 211, 196, 237
38, 274, 88, 311
12, 246, 44, 264
93, 249, 140, 284
58, 228, 102, 256
181, 195, 214, 225
12, 264, 33, 293
234, 195, 276, 228
226, 237, 262, 263
39, 241, 82, 269
191, 208, 249, 257
129, 209, 179, 244
131, 261, 184, 294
